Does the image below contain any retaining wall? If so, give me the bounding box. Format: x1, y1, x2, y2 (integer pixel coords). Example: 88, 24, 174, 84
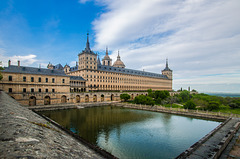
0, 91, 108, 158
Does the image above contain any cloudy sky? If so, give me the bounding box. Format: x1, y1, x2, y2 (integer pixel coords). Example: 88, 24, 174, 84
0, 0, 240, 93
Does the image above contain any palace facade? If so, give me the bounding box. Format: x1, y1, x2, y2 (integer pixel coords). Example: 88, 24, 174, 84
0, 34, 172, 106
63, 34, 172, 92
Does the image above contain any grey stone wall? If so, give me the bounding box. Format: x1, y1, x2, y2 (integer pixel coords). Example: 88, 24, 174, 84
0, 91, 104, 158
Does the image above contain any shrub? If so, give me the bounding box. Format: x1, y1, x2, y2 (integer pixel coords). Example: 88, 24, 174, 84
207, 101, 220, 110
179, 90, 191, 102
134, 95, 155, 106
154, 90, 170, 100
120, 93, 130, 102
184, 100, 196, 109
229, 101, 240, 109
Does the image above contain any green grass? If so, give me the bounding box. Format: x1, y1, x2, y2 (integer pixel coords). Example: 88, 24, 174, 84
162, 104, 183, 109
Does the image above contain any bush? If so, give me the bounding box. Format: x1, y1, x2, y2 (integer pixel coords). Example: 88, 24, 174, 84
147, 89, 154, 98
179, 90, 191, 102
207, 101, 220, 110
154, 90, 170, 100
184, 100, 196, 109
134, 95, 155, 106
120, 93, 130, 102
229, 101, 240, 109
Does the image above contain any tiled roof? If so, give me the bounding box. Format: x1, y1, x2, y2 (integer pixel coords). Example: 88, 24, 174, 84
2, 65, 68, 76
70, 76, 85, 81
97, 65, 168, 79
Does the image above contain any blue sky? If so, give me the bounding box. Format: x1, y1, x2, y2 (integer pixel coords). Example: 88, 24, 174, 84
0, 0, 240, 93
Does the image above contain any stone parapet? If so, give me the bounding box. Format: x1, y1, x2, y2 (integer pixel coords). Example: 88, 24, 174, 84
0, 91, 104, 158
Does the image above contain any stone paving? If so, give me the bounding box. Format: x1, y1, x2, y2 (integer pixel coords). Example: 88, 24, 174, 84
186, 117, 240, 159
0, 91, 104, 159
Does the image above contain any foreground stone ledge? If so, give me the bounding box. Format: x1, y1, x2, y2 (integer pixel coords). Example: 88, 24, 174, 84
0, 91, 104, 159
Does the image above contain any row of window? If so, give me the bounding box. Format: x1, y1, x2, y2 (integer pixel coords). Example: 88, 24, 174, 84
8, 88, 55, 93
8, 76, 65, 83
79, 57, 96, 61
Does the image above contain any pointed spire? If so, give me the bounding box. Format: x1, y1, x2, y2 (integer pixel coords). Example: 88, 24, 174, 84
117, 50, 121, 60
85, 32, 91, 52
166, 58, 168, 68
106, 46, 108, 56
162, 58, 172, 72
97, 53, 101, 65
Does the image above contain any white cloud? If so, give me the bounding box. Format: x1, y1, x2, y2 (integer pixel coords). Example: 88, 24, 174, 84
70, 61, 78, 67
92, 0, 240, 92
0, 52, 38, 67
78, 0, 92, 4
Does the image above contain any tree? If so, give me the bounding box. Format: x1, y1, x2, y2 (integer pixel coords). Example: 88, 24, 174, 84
134, 95, 155, 106
179, 90, 190, 102
147, 89, 154, 98
120, 93, 130, 102
0, 67, 4, 81
154, 90, 170, 100
207, 101, 220, 110
229, 100, 240, 109
192, 89, 197, 92
184, 100, 196, 109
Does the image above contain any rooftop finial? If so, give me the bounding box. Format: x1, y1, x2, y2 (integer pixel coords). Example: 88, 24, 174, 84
166, 58, 168, 68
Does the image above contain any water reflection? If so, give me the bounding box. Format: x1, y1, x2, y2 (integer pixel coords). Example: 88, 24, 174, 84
41, 106, 221, 159
42, 106, 153, 144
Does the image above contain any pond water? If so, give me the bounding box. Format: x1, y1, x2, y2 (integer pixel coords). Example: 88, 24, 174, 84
41, 106, 221, 159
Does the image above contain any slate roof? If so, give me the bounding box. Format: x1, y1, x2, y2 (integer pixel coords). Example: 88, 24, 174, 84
97, 65, 168, 79
2, 65, 68, 76
70, 76, 85, 81
70, 66, 78, 71
55, 64, 64, 70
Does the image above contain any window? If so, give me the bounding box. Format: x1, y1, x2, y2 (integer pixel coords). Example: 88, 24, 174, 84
23, 76, 26, 82
45, 89, 48, 92
46, 78, 48, 83
62, 79, 65, 83
38, 77, 41, 82
23, 88, 26, 92
39, 88, 41, 92
8, 76, 12, 81
31, 88, 34, 93
31, 77, 34, 82
9, 88, 12, 92
52, 78, 55, 83
52, 89, 55, 92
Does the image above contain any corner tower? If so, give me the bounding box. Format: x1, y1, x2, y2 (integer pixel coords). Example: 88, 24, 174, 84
162, 59, 172, 80
78, 33, 97, 70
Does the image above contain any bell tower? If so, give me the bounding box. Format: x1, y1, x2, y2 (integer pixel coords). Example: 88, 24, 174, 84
162, 59, 172, 80
78, 33, 97, 70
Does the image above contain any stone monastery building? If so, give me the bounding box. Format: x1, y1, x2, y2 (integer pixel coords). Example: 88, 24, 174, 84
0, 34, 172, 106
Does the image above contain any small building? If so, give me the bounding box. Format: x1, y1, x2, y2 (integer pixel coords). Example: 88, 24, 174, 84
0, 60, 70, 106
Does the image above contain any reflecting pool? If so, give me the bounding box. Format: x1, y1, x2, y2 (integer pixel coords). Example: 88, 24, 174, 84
41, 106, 221, 159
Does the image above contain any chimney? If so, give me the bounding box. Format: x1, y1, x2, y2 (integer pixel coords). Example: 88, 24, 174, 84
8, 60, 11, 67
18, 60, 20, 67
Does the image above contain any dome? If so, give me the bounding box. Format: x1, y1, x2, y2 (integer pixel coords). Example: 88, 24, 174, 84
113, 51, 125, 68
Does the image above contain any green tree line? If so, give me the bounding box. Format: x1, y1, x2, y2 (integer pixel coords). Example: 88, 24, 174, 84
120, 89, 240, 112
